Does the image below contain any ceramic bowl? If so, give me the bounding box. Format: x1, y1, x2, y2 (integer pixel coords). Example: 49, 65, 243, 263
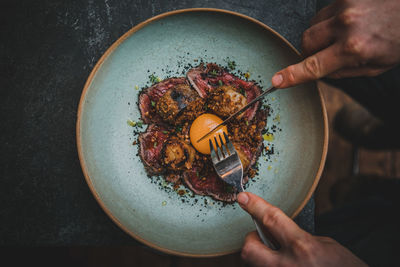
77, 8, 328, 257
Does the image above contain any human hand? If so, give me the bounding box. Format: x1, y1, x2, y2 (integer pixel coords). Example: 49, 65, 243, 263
237, 192, 367, 267
271, 0, 400, 88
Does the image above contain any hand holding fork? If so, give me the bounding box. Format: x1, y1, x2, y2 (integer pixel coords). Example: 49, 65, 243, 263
209, 132, 278, 250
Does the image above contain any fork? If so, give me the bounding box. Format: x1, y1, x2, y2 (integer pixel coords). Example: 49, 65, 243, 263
209, 132, 278, 250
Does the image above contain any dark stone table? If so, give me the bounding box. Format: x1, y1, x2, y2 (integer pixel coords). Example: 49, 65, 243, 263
1, 0, 316, 246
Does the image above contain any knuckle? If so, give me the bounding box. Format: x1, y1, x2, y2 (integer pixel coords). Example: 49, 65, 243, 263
286, 66, 297, 84
343, 37, 368, 59
252, 196, 272, 213
252, 197, 265, 211
291, 235, 315, 257
337, 9, 358, 25
262, 206, 282, 228
304, 56, 322, 78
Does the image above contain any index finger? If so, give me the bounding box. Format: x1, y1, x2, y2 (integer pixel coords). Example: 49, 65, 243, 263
238, 192, 307, 246
271, 44, 347, 88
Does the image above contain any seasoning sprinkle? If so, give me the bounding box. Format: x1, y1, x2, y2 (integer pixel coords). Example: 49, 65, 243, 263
273, 114, 280, 123
263, 133, 274, 141
127, 120, 136, 127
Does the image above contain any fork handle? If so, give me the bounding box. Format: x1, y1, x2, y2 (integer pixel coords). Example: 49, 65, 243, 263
238, 186, 278, 250
252, 217, 278, 250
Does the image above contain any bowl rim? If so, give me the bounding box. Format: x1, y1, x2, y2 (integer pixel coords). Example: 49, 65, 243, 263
76, 7, 329, 258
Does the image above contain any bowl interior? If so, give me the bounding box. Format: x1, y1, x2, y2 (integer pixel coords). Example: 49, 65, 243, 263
78, 10, 327, 256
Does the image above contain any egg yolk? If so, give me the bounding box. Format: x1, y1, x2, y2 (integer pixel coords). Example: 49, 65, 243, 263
189, 113, 228, 154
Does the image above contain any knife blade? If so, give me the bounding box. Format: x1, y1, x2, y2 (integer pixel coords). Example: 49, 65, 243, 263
196, 85, 277, 143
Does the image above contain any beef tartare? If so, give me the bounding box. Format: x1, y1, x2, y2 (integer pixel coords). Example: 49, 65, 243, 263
137, 63, 268, 202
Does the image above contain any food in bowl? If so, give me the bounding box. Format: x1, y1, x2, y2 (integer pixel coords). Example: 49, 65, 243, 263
137, 63, 268, 202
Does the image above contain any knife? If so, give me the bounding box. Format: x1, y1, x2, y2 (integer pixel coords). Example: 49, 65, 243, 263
196, 85, 277, 143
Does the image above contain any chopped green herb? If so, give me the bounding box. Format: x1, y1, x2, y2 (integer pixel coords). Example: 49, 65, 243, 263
218, 80, 223, 86
135, 85, 139, 90
196, 171, 199, 177
153, 142, 158, 148
176, 125, 182, 132
136, 121, 143, 127
245, 120, 249, 126
227, 60, 236, 70
151, 100, 156, 107
162, 130, 168, 134
210, 69, 218, 76
149, 74, 159, 84
127, 120, 136, 127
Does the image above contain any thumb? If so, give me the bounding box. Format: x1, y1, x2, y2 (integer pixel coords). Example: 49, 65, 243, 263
237, 192, 308, 246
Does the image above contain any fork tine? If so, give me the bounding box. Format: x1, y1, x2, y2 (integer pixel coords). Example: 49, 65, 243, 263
219, 134, 230, 156
223, 132, 236, 154
214, 136, 224, 159
209, 139, 218, 163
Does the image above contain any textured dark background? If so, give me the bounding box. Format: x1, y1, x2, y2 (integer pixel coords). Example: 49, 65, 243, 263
1, 0, 317, 246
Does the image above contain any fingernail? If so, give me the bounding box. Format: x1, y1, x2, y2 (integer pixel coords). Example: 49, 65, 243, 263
237, 192, 249, 206
272, 74, 283, 86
